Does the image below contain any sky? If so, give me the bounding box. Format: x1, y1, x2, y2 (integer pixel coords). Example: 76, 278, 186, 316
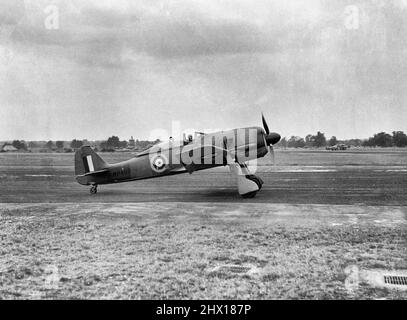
0, 0, 406, 141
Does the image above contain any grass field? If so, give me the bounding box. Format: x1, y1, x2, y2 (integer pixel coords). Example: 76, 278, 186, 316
0, 203, 406, 299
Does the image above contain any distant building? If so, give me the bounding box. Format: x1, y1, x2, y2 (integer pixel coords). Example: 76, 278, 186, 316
129, 136, 135, 149
1, 144, 18, 152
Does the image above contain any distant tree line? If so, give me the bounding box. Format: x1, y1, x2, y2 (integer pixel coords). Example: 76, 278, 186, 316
98, 136, 161, 151
134, 138, 161, 150
100, 136, 129, 151
12, 140, 27, 150
70, 139, 83, 149
280, 132, 332, 148
279, 131, 407, 148
8, 131, 406, 152
69, 136, 161, 152
4, 137, 162, 152
362, 131, 407, 147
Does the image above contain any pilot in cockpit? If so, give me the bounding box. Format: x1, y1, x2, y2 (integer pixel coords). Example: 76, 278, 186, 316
183, 133, 194, 145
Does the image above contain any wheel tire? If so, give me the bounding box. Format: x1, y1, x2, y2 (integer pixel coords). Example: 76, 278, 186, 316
241, 191, 257, 199
252, 178, 262, 190
246, 175, 263, 190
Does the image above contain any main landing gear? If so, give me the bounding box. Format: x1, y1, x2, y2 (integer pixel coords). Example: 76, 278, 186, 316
228, 162, 264, 198
90, 185, 98, 194
240, 174, 264, 198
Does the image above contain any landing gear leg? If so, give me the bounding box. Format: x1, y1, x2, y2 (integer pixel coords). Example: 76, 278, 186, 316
227, 157, 264, 198
90, 185, 98, 194
232, 164, 263, 198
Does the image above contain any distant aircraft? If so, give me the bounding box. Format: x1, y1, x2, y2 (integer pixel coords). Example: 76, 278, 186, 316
326, 144, 348, 151
75, 114, 281, 198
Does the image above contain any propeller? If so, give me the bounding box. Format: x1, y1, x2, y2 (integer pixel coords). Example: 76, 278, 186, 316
261, 113, 281, 165
262, 113, 270, 135
269, 145, 275, 164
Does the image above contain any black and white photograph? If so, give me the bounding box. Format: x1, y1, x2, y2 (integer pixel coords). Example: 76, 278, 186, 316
0, 0, 406, 303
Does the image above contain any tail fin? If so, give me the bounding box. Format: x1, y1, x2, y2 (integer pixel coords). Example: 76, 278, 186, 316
75, 146, 109, 176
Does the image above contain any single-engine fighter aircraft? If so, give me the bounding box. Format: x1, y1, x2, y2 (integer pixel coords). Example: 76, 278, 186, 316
75, 114, 281, 198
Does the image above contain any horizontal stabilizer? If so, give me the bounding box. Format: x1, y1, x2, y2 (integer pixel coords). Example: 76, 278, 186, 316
76, 168, 110, 177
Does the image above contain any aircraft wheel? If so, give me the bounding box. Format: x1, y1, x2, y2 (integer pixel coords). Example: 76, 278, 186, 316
241, 191, 257, 198
90, 185, 98, 194
252, 177, 262, 190
246, 175, 263, 190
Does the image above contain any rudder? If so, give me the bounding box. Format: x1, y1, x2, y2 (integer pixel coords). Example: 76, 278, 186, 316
75, 146, 109, 176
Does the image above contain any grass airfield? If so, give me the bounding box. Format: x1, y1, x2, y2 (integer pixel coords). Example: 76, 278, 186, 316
0, 149, 406, 299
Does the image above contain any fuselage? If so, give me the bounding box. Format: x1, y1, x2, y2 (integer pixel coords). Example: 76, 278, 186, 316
76, 127, 268, 186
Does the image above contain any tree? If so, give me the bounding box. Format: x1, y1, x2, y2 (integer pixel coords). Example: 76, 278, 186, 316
100, 141, 109, 151
56, 141, 64, 149
345, 139, 362, 147
305, 134, 314, 147
70, 139, 83, 149
287, 136, 305, 148
329, 136, 338, 146
279, 137, 288, 148
12, 140, 27, 150
28, 141, 38, 148
363, 132, 393, 147
373, 132, 392, 147
106, 136, 120, 149
119, 140, 128, 149
392, 131, 407, 147
313, 131, 327, 148
362, 137, 375, 147
46, 140, 54, 149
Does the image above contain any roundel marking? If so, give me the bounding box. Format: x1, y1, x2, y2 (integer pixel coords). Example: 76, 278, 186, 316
150, 154, 168, 172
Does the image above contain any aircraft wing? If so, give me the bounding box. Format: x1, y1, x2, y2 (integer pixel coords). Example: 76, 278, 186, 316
176, 145, 233, 173
177, 144, 226, 159
177, 142, 258, 164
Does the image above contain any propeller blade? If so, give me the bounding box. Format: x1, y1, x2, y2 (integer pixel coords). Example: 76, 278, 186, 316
269, 145, 275, 165
261, 113, 270, 135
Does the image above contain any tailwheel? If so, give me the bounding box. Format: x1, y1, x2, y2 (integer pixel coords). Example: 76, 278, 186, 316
90, 185, 98, 194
